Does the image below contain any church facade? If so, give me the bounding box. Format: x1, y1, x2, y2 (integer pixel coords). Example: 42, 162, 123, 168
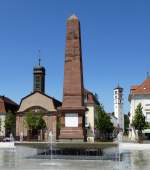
16, 62, 61, 141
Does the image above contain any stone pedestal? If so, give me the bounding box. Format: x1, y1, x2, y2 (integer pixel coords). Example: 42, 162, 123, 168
58, 109, 85, 140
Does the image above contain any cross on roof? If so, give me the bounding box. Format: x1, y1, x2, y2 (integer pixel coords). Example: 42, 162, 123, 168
38, 49, 41, 66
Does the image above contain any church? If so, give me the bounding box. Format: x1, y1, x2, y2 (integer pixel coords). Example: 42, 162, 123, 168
16, 61, 61, 141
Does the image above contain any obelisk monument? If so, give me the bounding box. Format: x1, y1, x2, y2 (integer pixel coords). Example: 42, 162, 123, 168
58, 15, 86, 140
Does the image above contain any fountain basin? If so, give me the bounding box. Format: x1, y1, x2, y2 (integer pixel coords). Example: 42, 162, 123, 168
0, 142, 15, 148
119, 142, 150, 151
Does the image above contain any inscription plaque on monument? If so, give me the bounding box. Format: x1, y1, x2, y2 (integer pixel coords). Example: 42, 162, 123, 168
65, 113, 78, 127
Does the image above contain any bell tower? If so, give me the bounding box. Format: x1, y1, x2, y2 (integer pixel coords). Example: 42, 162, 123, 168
58, 15, 86, 140
33, 52, 45, 93
114, 85, 124, 132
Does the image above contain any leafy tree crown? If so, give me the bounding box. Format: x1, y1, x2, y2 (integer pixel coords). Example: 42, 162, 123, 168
95, 104, 114, 133
24, 112, 46, 131
132, 103, 145, 132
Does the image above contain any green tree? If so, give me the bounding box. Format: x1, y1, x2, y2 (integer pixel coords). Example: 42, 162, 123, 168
95, 104, 114, 140
24, 112, 46, 140
94, 93, 100, 105
144, 122, 150, 129
124, 114, 129, 134
25, 112, 46, 131
132, 103, 146, 142
5, 110, 16, 136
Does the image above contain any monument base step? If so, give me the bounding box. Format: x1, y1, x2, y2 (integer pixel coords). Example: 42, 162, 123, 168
59, 127, 84, 140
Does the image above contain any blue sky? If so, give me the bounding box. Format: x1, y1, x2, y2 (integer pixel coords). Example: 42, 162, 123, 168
0, 0, 150, 113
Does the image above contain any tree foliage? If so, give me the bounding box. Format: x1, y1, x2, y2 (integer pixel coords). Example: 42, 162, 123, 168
124, 114, 129, 131
24, 112, 46, 131
132, 103, 146, 135
94, 93, 100, 105
145, 122, 150, 129
95, 104, 114, 134
5, 110, 16, 135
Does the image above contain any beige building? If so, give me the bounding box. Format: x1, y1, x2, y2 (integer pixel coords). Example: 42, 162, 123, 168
16, 91, 61, 141
84, 90, 100, 142
16, 60, 61, 141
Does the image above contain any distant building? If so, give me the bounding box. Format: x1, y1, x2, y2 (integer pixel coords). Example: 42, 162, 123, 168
0, 96, 18, 138
114, 85, 124, 132
108, 112, 118, 128
16, 60, 61, 141
129, 76, 150, 140
84, 90, 99, 142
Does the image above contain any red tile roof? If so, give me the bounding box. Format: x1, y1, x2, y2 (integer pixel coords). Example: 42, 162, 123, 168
130, 77, 150, 95
84, 89, 99, 105
0, 98, 6, 112
0, 96, 18, 113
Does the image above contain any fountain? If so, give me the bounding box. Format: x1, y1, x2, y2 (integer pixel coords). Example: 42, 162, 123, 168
10, 133, 14, 142
20, 132, 23, 142
117, 131, 123, 143
117, 130, 123, 169
48, 131, 53, 160
0, 133, 15, 148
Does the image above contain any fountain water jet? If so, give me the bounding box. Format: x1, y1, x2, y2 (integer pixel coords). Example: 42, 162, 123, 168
48, 131, 53, 160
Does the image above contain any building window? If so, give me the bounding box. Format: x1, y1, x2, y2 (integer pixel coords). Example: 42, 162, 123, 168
146, 112, 150, 122
84, 94, 88, 103
85, 114, 89, 127
35, 83, 40, 88
35, 76, 41, 90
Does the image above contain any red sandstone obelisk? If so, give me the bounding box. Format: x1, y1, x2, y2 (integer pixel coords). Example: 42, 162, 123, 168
58, 15, 86, 140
